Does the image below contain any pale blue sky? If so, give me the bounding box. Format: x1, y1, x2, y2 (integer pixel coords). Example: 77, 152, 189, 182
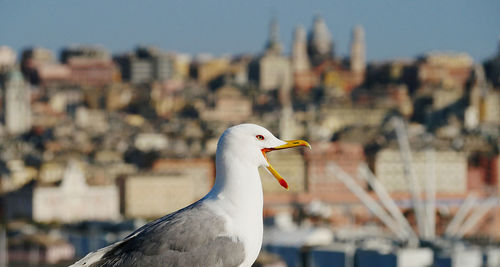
1, 0, 499, 62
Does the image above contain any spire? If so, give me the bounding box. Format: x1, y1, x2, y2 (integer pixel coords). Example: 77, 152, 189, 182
350, 25, 366, 74
265, 17, 283, 55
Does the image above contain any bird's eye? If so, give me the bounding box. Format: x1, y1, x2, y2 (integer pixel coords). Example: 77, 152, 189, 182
256, 135, 265, 141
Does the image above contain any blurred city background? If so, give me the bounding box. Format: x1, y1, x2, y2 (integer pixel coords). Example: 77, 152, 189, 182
1, 1, 500, 266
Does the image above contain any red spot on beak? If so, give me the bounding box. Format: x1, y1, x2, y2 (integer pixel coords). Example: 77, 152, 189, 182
279, 179, 289, 189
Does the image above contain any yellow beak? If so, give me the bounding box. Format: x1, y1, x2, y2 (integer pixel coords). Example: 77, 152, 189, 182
261, 140, 311, 190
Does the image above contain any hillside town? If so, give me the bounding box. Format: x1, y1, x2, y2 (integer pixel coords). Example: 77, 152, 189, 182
1, 15, 500, 266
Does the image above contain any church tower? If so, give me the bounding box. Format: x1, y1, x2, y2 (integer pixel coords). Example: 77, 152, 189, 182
257, 18, 292, 91
292, 25, 311, 73
3, 68, 31, 134
265, 17, 283, 56
307, 15, 333, 66
350, 25, 366, 75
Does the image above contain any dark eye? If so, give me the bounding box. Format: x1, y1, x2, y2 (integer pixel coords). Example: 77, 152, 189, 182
256, 135, 265, 140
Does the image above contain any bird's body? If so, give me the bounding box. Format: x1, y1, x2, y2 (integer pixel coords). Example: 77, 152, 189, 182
71, 124, 309, 267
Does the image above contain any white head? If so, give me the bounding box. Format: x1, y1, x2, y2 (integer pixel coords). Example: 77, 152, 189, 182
216, 124, 310, 189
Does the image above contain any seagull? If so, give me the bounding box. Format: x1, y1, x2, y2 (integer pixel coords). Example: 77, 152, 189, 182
71, 123, 310, 267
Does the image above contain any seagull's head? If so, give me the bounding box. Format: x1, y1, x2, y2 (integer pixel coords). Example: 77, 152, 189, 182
217, 124, 310, 190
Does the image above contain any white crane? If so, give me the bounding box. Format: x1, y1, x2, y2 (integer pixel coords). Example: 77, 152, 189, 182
328, 162, 408, 241
357, 163, 418, 244
392, 117, 426, 236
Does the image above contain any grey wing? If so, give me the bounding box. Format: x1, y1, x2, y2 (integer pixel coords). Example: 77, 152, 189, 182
88, 202, 246, 267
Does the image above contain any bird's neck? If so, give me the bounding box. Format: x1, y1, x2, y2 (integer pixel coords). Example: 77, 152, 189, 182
208, 154, 264, 214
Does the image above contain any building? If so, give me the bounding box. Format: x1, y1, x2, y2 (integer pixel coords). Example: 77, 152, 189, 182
480, 90, 500, 125
261, 141, 370, 221
200, 84, 253, 123
152, 158, 214, 199
418, 52, 473, 90
306, 141, 366, 197
2, 68, 32, 134
115, 52, 152, 84
67, 58, 116, 87
190, 57, 230, 85
61, 45, 110, 63
119, 172, 203, 219
61, 45, 116, 86
432, 88, 464, 110
259, 150, 307, 194
3, 162, 119, 222
319, 107, 388, 135
32, 162, 120, 222
115, 46, 174, 84
20, 47, 70, 85
374, 149, 467, 194
468, 65, 500, 127
172, 53, 192, 79
319, 63, 365, 93
8, 233, 75, 264
20, 47, 56, 84
256, 55, 292, 91
34, 63, 71, 86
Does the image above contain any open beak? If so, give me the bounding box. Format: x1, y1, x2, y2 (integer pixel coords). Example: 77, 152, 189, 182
261, 140, 311, 190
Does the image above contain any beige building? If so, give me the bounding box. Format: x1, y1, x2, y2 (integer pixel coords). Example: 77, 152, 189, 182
320, 107, 388, 134
432, 88, 464, 110
374, 149, 467, 194
418, 52, 473, 90
201, 85, 252, 123
120, 173, 199, 219
258, 55, 292, 91
259, 150, 306, 194
152, 158, 214, 199
481, 90, 500, 125
467, 66, 500, 127
172, 53, 192, 79
33, 162, 120, 223
193, 57, 230, 84
121, 158, 215, 219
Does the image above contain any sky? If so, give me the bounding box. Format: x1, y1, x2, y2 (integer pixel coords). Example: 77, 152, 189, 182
1, 0, 499, 62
